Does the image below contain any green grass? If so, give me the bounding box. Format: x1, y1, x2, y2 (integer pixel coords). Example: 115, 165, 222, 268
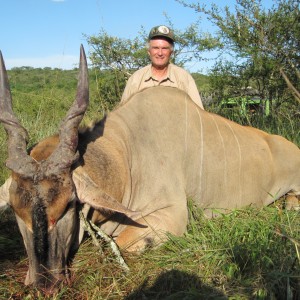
1, 204, 299, 299
0, 68, 299, 299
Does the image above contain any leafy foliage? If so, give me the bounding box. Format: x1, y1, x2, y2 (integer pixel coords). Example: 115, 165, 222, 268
177, 0, 300, 106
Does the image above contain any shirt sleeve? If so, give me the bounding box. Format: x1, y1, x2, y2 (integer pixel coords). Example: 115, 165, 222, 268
187, 74, 204, 109
121, 76, 134, 103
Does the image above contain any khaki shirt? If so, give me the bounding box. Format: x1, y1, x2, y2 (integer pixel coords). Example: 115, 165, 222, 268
121, 63, 204, 109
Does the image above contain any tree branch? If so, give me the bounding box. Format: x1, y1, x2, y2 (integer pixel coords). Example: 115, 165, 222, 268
279, 67, 300, 104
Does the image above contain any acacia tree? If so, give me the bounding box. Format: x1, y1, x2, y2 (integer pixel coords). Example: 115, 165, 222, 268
177, 0, 300, 107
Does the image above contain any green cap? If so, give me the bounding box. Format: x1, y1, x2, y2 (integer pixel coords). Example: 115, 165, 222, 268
148, 25, 174, 43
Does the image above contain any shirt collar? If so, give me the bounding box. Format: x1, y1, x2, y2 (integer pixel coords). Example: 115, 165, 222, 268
144, 63, 174, 83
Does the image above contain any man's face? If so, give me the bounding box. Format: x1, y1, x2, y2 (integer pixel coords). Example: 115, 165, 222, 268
148, 39, 173, 69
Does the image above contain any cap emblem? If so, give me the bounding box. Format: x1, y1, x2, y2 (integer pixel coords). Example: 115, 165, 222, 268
157, 26, 170, 34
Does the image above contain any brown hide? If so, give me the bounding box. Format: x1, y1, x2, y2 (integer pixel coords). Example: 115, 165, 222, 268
30, 135, 59, 161
7, 86, 300, 253
74, 86, 300, 249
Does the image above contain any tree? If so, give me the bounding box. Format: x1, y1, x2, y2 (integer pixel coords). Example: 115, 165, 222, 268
177, 0, 300, 106
85, 30, 148, 109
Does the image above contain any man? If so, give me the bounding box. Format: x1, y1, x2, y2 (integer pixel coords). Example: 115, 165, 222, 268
121, 25, 204, 109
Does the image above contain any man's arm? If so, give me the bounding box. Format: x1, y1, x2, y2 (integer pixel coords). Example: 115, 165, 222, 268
121, 75, 135, 103
120, 81, 130, 103
187, 74, 204, 109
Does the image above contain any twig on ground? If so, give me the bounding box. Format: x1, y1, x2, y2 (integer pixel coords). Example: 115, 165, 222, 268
90, 221, 130, 272
78, 210, 130, 272
79, 210, 103, 255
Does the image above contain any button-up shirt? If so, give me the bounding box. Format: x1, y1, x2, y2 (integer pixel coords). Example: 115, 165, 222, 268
121, 63, 204, 109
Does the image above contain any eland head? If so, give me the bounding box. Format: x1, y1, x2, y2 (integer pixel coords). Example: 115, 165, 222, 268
0, 45, 89, 293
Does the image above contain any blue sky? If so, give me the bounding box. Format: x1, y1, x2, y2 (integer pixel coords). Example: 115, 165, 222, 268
0, 0, 220, 72
1, 0, 270, 72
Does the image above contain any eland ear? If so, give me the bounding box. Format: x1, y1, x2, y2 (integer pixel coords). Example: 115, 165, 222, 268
0, 176, 12, 210
72, 169, 140, 219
